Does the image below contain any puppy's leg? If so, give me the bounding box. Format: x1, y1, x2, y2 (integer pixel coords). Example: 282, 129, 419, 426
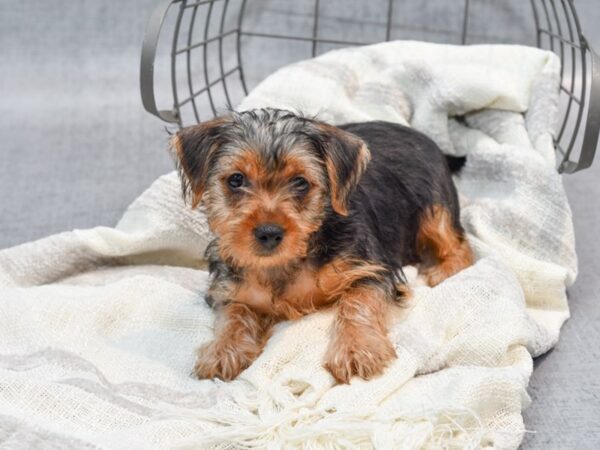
194, 303, 272, 380
324, 284, 396, 383
417, 204, 473, 287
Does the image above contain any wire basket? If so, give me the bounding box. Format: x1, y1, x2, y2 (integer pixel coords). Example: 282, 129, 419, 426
140, 0, 600, 173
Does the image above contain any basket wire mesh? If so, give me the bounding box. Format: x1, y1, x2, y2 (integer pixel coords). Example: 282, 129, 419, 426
140, 0, 600, 173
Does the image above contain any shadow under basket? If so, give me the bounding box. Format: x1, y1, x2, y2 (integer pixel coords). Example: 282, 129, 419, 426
140, 0, 600, 174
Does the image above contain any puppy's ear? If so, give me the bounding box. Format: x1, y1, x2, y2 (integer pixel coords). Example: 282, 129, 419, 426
312, 123, 371, 216
170, 117, 230, 208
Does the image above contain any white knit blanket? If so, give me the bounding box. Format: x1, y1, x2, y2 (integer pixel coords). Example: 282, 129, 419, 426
0, 42, 576, 449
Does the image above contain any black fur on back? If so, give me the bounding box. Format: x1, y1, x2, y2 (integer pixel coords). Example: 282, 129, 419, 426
307, 121, 463, 289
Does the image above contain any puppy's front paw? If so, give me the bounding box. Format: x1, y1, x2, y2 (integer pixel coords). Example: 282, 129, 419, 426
324, 331, 396, 383
193, 339, 259, 381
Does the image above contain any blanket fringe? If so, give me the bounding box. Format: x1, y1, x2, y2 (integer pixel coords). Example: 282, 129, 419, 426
173, 405, 499, 449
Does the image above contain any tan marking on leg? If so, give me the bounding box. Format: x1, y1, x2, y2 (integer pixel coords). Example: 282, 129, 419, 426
416, 204, 474, 287
324, 284, 396, 383
194, 303, 273, 380
317, 257, 387, 299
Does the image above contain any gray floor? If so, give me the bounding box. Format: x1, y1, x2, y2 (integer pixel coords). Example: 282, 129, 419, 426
1, 1, 598, 448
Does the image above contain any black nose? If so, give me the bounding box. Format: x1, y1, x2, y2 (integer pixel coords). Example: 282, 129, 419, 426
254, 224, 284, 251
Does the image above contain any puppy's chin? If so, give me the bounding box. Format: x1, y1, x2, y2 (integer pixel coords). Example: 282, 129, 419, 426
218, 239, 307, 270
248, 247, 305, 269
254, 253, 294, 268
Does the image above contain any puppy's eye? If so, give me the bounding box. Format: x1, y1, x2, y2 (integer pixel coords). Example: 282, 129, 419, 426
227, 172, 245, 189
291, 176, 309, 194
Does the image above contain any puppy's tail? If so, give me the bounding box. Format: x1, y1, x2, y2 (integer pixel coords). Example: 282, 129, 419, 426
445, 155, 467, 174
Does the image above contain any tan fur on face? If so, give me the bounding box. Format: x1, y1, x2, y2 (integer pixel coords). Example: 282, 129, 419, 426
205, 147, 327, 269
416, 204, 474, 286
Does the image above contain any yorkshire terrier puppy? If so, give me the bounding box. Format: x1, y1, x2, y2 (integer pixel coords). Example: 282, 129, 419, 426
171, 108, 473, 383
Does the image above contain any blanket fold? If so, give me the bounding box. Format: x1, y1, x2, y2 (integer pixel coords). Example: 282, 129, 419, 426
0, 41, 576, 449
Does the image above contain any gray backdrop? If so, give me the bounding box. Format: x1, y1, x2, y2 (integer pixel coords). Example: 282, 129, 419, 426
1, 1, 598, 448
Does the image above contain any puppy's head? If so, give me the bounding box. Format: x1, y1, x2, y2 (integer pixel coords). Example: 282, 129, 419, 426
171, 109, 370, 268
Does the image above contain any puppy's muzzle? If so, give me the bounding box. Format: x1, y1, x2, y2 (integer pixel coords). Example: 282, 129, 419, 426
254, 223, 284, 251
